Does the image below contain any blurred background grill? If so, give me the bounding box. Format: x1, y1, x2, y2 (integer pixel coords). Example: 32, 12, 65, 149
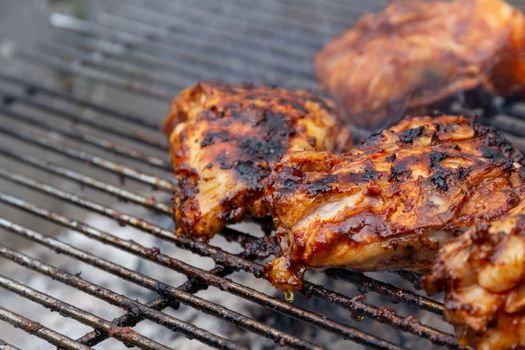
1, 0, 525, 349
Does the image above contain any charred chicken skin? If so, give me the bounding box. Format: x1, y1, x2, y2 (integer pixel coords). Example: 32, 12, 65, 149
424, 205, 525, 350
315, 0, 525, 129
265, 115, 525, 296
163, 82, 352, 240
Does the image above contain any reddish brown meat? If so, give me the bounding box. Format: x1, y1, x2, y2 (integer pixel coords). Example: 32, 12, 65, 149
163, 82, 352, 240
265, 115, 525, 297
315, 0, 525, 129
424, 204, 525, 350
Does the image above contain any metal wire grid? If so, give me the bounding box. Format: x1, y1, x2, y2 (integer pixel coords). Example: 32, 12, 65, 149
1, 0, 524, 348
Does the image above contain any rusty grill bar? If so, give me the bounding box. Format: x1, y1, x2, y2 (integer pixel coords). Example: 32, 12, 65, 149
2, 0, 524, 349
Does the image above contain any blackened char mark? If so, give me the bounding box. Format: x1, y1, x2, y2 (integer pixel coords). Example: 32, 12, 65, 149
472, 121, 490, 138
329, 212, 392, 240
234, 160, 270, 191
390, 165, 407, 182
429, 151, 448, 169
239, 138, 284, 162
481, 147, 500, 161
363, 165, 381, 181
390, 156, 415, 182
386, 154, 396, 162
261, 110, 296, 140
491, 130, 514, 154
278, 171, 304, 195
217, 154, 234, 170
305, 174, 337, 196
201, 131, 231, 148
299, 165, 381, 197
456, 166, 470, 180
482, 128, 518, 161
211, 106, 298, 185
430, 169, 451, 191
502, 159, 515, 172
277, 98, 308, 114
520, 167, 525, 181
398, 126, 424, 144
361, 129, 384, 146
239, 109, 296, 163
217, 154, 270, 191
475, 123, 521, 162
340, 169, 380, 183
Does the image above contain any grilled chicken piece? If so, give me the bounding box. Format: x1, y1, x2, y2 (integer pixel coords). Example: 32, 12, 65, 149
423, 205, 525, 350
163, 82, 352, 240
315, 0, 525, 129
265, 115, 525, 296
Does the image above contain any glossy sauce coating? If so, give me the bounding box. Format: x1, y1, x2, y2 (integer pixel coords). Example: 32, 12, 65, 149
163, 82, 352, 240
315, 0, 525, 129
424, 205, 525, 350
265, 115, 525, 294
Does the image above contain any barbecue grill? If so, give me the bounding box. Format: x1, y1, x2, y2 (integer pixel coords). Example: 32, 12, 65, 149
1, 1, 525, 349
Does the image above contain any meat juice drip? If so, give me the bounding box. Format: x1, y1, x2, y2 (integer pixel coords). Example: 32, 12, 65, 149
284, 290, 294, 302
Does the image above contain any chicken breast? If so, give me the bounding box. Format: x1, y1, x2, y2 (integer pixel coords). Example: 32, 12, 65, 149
265, 115, 525, 296
423, 205, 525, 350
163, 82, 352, 240
315, 0, 525, 129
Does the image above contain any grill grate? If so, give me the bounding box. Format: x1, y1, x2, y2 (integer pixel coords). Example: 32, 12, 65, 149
1, 0, 524, 349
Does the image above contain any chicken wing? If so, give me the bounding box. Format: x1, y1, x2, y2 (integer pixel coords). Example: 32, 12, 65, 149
265, 115, 525, 296
423, 205, 525, 350
315, 0, 525, 129
163, 82, 352, 240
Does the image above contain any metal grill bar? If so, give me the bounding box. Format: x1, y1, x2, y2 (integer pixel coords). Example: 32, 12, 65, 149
114, 4, 312, 61
0, 170, 460, 349
237, 0, 360, 23
96, 12, 313, 77
0, 102, 170, 170
0, 75, 160, 132
325, 270, 443, 315
0, 199, 386, 350
0, 146, 170, 215
56, 36, 211, 83
48, 13, 317, 87
0, 242, 249, 350
78, 297, 171, 346
234, 0, 350, 25
0, 55, 368, 143
215, 0, 337, 35
16, 51, 174, 101
493, 114, 525, 139
113, 2, 385, 66
0, 72, 166, 140
0, 338, 22, 350
76, 266, 231, 347
50, 14, 313, 84
0, 121, 176, 191
0, 274, 171, 350
0, 307, 89, 350
125, 1, 323, 50
39, 42, 190, 92
152, 0, 333, 37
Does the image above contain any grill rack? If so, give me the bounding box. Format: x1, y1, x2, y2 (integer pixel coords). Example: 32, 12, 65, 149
1, 0, 524, 349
